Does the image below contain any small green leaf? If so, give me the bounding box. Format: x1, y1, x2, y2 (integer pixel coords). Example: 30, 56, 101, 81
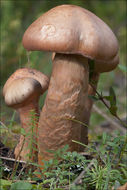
103, 96, 111, 101
21, 128, 26, 135
31, 162, 42, 167
88, 95, 100, 101
118, 64, 127, 73
102, 132, 107, 144
107, 142, 118, 147
10, 181, 32, 190
109, 105, 117, 116
33, 171, 42, 176
109, 87, 117, 107
108, 87, 117, 115
0, 179, 12, 186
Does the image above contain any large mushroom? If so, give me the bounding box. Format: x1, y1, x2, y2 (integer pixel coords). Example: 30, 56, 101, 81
22, 5, 119, 166
3, 68, 49, 161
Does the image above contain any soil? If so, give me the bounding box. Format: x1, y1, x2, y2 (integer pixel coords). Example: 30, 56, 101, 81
0, 141, 23, 178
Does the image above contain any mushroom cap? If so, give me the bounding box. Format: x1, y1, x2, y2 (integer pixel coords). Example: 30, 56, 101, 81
22, 4, 119, 73
4, 77, 42, 108
3, 68, 49, 96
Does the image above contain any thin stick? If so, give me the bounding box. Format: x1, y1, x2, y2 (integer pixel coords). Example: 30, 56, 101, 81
63, 159, 95, 189
71, 159, 95, 186
9, 137, 26, 180
17, 164, 27, 180
0, 156, 27, 164
66, 118, 88, 127
0, 120, 8, 129
8, 179, 37, 184
0, 120, 14, 135
92, 105, 126, 133
90, 83, 127, 128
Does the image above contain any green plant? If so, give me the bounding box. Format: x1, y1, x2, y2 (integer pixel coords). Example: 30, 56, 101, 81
24, 110, 39, 162
32, 131, 126, 189
89, 84, 126, 128
1, 131, 126, 189
81, 132, 127, 189
9, 110, 39, 180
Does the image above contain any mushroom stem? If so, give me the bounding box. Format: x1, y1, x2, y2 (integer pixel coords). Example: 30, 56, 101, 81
15, 100, 39, 162
38, 53, 89, 165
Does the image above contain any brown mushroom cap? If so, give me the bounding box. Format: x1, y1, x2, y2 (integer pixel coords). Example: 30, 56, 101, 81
3, 68, 49, 96
4, 77, 42, 108
22, 4, 119, 73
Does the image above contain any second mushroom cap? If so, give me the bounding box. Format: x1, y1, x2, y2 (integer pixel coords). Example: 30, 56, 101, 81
4, 77, 42, 108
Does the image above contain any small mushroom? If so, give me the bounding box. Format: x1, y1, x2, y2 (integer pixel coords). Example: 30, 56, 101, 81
3, 68, 49, 96
22, 5, 119, 166
3, 68, 49, 161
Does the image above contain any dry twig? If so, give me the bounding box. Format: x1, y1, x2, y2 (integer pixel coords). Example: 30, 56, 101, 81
92, 105, 126, 133
64, 159, 95, 190
71, 159, 95, 186
0, 156, 27, 164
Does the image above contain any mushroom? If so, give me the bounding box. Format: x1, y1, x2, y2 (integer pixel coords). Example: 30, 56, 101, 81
22, 5, 119, 166
3, 68, 49, 161
3, 68, 49, 96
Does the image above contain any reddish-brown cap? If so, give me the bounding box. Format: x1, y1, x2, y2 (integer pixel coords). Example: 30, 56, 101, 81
4, 77, 42, 108
3, 68, 49, 96
22, 5, 119, 73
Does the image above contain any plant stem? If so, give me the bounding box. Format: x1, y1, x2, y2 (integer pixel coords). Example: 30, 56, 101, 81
90, 83, 127, 128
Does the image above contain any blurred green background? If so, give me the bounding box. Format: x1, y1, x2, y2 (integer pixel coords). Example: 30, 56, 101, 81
0, 0, 126, 137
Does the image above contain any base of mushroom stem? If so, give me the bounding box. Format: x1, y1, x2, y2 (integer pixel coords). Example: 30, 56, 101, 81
35, 149, 89, 178
14, 135, 38, 162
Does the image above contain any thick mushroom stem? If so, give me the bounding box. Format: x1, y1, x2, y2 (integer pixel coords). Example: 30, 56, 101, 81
38, 53, 89, 165
14, 99, 40, 162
